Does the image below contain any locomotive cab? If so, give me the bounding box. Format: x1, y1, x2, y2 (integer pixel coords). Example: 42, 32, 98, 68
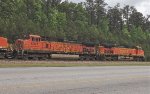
15, 35, 42, 50
134, 46, 145, 61
0, 37, 9, 58
15, 35, 51, 60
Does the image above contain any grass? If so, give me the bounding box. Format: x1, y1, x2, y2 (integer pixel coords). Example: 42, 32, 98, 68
0, 61, 150, 68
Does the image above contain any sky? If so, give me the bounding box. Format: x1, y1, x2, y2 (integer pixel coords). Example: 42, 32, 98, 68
63, 0, 150, 16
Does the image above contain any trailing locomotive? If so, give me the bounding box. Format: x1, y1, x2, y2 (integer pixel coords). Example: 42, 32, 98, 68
0, 35, 145, 61
96, 46, 145, 61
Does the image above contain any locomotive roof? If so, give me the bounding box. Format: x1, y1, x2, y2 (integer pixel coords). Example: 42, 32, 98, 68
29, 35, 41, 38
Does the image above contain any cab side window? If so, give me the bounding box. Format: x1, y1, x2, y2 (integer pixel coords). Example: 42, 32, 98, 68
31, 37, 41, 42
39, 38, 41, 41
36, 38, 39, 42
32, 37, 35, 42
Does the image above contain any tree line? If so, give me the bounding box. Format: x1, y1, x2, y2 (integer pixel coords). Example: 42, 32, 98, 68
0, 0, 150, 60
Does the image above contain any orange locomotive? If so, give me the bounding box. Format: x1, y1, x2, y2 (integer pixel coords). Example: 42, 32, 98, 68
15, 35, 51, 59
0, 37, 9, 58
14, 35, 83, 60
95, 46, 145, 61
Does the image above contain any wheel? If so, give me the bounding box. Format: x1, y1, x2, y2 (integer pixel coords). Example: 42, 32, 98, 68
113, 56, 118, 61
101, 56, 106, 61
139, 57, 145, 61
79, 56, 84, 61
23, 56, 29, 60
85, 56, 90, 61
90, 56, 96, 61
33, 57, 39, 60
38, 57, 43, 60
48, 54, 52, 59
141, 57, 145, 61
92, 57, 96, 61
42, 57, 48, 60
134, 57, 140, 61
